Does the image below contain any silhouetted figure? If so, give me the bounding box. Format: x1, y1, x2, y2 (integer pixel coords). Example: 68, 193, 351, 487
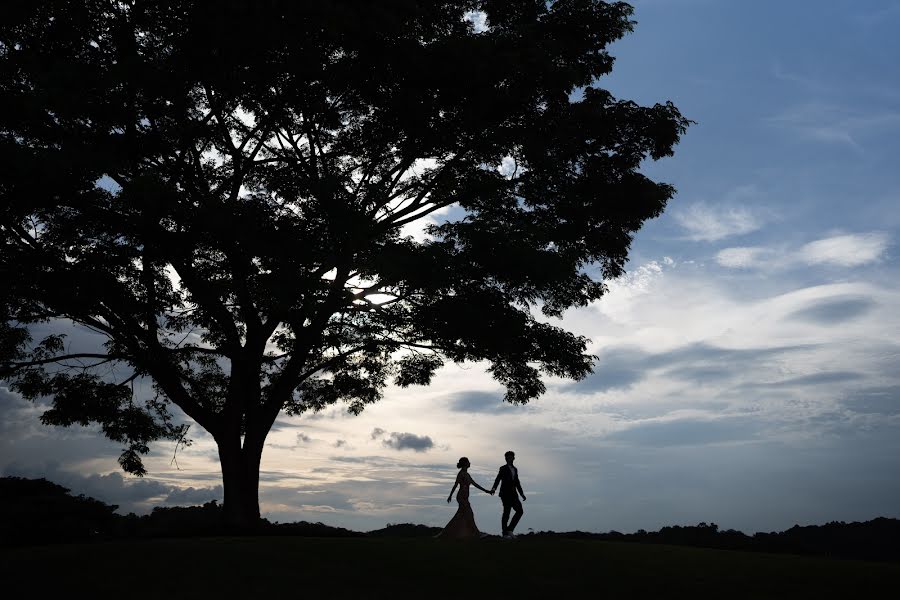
438, 457, 493, 539
491, 450, 526, 538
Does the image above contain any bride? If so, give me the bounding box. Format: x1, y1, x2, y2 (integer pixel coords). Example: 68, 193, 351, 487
438, 457, 493, 539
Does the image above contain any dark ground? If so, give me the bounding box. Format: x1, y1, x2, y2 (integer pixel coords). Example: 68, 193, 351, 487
2, 536, 897, 599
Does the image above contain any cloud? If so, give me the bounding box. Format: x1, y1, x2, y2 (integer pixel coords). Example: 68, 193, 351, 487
0, 386, 41, 435
595, 259, 672, 322
382, 432, 435, 452
843, 387, 900, 416
296, 432, 312, 444
164, 485, 223, 505
0, 386, 21, 408
771, 62, 831, 94
855, 4, 900, 27
764, 103, 900, 150
287, 489, 355, 512
5, 246, 900, 534
447, 391, 520, 413
463, 10, 489, 33
334, 439, 348, 448
787, 296, 876, 324
715, 246, 776, 269
563, 347, 647, 393
673, 202, 762, 241
0, 462, 171, 513
742, 371, 865, 389
798, 233, 890, 266
369, 429, 437, 453
717, 233, 889, 270
562, 342, 809, 395
605, 417, 761, 447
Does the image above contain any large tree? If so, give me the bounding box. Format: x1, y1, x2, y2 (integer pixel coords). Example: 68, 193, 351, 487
0, 0, 689, 527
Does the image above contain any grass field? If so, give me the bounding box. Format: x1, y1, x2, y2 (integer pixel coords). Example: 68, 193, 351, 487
2, 536, 897, 598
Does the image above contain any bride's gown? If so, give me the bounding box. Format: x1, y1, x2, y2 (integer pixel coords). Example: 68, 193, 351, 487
438, 471, 481, 539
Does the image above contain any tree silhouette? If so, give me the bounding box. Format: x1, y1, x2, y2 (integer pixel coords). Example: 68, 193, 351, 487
0, 477, 119, 544
0, 0, 689, 527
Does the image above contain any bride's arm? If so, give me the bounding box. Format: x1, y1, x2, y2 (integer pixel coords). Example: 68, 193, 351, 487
469, 475, 490, 494
447, 478, 459, 503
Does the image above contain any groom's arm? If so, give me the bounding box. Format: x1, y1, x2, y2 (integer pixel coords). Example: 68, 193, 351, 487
516, 475, 525, 499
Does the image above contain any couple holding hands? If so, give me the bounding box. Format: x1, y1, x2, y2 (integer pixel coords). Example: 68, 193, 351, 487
439, 450, 526, 539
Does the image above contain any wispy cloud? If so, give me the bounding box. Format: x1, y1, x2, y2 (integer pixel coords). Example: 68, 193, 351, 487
717, 233, 890, 270
764, 103, 900, 150
771, 62, 831, 94
799, 233, 891, 267
787, 296, 876, 324
715, 246, 777, 269
854, 2, 900, 27
673, 199, 763, 242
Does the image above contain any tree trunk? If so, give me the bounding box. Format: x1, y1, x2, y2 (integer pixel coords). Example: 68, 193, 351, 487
217, 434, 264, 532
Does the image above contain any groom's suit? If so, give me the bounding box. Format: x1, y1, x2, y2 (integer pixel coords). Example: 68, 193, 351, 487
493, 464, 525, 534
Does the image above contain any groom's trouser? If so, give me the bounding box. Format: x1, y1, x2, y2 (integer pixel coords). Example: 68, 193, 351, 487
501, 496, 524, 533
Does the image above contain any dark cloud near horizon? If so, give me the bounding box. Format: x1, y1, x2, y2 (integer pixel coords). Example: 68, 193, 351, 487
288, 489, 355, 511
164, 485, 223, 505
787, 296, 876, 325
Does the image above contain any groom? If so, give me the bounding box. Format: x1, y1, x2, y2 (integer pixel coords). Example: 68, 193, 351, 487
490, 450, 526, 538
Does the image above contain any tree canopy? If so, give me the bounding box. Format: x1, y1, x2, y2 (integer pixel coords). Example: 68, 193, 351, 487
0, 0, 690, 525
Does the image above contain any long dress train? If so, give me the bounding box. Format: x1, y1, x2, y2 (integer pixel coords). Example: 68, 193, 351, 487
438, 472, 481, 539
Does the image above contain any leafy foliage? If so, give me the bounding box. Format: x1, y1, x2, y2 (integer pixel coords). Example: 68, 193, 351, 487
0, 1, 689, 514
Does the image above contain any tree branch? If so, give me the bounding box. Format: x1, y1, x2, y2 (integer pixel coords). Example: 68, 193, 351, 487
5, 353, 126, 370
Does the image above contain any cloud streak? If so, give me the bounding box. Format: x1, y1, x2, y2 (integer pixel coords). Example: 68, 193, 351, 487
674, 202, 763, 241
716, 233, 889, 269
764, 103, 900, 150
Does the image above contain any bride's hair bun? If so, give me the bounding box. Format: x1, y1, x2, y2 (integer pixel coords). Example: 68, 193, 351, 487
456, 457, 469, 469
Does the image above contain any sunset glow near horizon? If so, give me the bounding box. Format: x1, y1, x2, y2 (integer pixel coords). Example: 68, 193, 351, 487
2, 0, 899, 534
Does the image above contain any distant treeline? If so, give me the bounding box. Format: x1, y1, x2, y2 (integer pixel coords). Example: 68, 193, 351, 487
2, 477, 898, 562
0, 477, 438, 544
523, 520, 900, 563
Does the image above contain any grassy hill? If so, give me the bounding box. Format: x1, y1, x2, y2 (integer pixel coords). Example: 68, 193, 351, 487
2, 536, 897, 598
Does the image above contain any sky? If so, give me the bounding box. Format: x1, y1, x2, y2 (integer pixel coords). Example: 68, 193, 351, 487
3, 0, 900, 535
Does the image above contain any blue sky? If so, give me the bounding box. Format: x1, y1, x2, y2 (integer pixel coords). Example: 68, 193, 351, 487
2, 0, 900, 534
